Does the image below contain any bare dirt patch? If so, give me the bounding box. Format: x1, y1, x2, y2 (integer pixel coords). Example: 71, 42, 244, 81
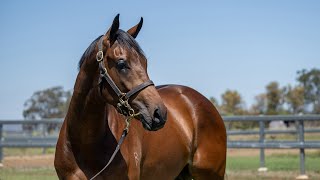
227, 148, 319, 157
2, 154, 54, 168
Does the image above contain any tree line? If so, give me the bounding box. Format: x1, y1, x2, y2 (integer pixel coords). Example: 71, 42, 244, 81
22, 68, 319, 132
209, 68, 320, 116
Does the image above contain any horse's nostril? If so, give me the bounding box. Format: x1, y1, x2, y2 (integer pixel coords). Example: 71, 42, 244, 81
153, 108, 161, 123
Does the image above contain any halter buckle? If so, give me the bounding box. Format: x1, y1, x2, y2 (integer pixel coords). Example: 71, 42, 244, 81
96, 51, 104, 62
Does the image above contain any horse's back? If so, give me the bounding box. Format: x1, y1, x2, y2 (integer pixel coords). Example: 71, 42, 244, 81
156, 85, 226, 179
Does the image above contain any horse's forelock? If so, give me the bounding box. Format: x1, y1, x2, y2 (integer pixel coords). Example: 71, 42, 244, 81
78, 30, 145, 70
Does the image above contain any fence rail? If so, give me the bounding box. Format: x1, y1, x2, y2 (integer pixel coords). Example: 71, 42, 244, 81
224, 115, 320, 179
1, 115, 320, 179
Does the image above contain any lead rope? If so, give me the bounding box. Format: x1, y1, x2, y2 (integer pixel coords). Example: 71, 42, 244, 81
90, 112, 140, 180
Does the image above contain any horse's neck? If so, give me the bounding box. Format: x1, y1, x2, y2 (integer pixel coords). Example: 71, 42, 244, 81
66, 70, 109, 142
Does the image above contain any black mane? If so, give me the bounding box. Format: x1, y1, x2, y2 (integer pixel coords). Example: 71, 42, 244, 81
78, 30, 145, 70
78, 35, 102, 70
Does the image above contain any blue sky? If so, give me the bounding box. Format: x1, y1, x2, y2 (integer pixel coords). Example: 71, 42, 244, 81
1, 0, 319, 119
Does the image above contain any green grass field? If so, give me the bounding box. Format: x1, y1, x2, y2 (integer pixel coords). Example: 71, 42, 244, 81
227, 152, 320, 171
226, 151, 320, 180
0, 168, 57, 180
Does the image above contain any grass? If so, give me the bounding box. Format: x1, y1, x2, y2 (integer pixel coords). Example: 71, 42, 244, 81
226, 151, 320, 180
225, 170, 320, 180
0, 168, 57, 180
227, 153, 320, 172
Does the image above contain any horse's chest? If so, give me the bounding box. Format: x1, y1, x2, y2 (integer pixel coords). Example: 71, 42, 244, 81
71, 139, 129, 179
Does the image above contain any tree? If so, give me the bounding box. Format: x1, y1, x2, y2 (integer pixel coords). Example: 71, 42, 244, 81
23, 86, 71, 132
220, 90, 245, 115
209, 96, 221, 111
209, 96, 218, 106
297, 68, 320, 114
250, 93, 267, 115
220, 90, 255, 129
265, 82, 285, 115
285, 85, 305, 114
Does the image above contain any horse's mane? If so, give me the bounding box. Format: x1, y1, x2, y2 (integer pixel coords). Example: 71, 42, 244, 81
78, 35, 102, 70
78, 30, 145, 70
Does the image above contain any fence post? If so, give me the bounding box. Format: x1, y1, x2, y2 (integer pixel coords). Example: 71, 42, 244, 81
42, 123, 47, 154
258, 120, 267, 172
0, 124, 3, 166
296, 120, 308, 180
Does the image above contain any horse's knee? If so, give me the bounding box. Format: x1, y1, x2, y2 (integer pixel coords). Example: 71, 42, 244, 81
56, 169, 87, 180
127, 165, 140, 180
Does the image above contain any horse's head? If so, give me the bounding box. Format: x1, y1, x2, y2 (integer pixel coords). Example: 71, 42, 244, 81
96, 14, 167, 131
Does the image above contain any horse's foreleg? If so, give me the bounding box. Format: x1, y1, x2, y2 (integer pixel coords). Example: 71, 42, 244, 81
126, 152, 141, 180
127, 164, 140, 180
56, 169, 87, 180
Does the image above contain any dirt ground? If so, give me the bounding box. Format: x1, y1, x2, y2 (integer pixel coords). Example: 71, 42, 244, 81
227, 148, 319, 157
2, 149, 318, 168
2, 154, 54, 168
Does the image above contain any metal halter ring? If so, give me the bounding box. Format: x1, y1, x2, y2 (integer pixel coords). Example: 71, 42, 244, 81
96, 51, 104, 62
128, 108, 135, 117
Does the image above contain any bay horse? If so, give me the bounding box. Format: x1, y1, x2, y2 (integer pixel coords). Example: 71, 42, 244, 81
54, 14, 226, 180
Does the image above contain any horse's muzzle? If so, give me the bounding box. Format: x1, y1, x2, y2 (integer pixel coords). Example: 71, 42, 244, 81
151, 108, 167, 131
139, 106, 167, 131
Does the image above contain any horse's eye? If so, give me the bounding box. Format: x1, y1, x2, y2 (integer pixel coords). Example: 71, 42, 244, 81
116, 59, 129, 71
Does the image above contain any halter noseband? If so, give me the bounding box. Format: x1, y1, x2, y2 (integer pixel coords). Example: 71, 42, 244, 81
96, 35, 154, 117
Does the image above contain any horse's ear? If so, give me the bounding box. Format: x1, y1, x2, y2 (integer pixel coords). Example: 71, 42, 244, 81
106, 14, 120, 43
127, 17, 143, 38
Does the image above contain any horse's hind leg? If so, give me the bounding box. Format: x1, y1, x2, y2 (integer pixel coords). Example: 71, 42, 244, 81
190, 148, 225, 180
189, 102, 226, 179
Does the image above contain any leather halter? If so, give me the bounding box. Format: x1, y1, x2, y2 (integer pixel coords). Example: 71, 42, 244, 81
96, 35, 154, 116
90, 35, 154, 180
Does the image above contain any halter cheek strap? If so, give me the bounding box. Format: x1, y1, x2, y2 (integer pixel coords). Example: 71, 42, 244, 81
96, 35, 154, 116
